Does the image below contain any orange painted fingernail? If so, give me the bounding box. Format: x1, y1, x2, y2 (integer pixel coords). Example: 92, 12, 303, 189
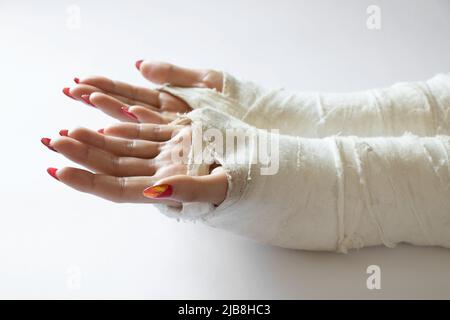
74, 77, 80, 84
121, 106, 138, 121
47, 167, 59, 180
97, 128, 104, 134
62, 87, 75, 100
59, 129, 69, 136
41, 137, 57, 152
143, 184, 173, 198
81, 94, 96, 108
135, 59, 143, 70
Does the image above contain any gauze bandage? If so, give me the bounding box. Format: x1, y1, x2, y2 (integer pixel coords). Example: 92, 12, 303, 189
156, 107, 450, 252
163, 72, 450, 137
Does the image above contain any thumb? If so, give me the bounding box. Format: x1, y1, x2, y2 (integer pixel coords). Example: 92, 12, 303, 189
135, 60, 223, 91
143, 168, 228, 206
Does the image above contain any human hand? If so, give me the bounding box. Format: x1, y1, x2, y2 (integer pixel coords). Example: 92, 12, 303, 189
42, 123, 227, 206
63, 61, 223, 124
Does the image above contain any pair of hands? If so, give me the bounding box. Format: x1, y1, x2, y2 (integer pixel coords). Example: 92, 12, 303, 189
43, 61, 227, 206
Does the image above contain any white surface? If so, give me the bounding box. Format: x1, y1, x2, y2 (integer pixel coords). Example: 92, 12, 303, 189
0, 0, 449, 299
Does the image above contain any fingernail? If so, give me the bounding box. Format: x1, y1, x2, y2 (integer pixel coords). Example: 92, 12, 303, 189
97, 128, 104, 134
135, 59, 143, 70
47, 167, 59, 180
74, 77, 80, 84
59, 129, 69, 136
121, 106, 138, 121
143, 184, 173, 198
81, 94, 96, 108
62, 87, 76, 100
41, 137, 57, 152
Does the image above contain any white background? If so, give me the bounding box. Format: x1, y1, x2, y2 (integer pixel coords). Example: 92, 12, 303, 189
0, 0, 449, 299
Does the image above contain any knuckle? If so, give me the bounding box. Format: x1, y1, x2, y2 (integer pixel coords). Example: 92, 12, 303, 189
110, 154, 122, 173
147, 159, 157, 175
83, 144, 93, 162
151, 124, 162, 137
201, 70, 220, 89
70, 126, 88, 138
155, 141, 163, 153
130, 86, 139, 100
135, 123, 143, 139
90, 173, 98, 193
163, 63, 174, 83
116, 177, 127, 202
89, 91, 103, 102
124, 139, 135, 155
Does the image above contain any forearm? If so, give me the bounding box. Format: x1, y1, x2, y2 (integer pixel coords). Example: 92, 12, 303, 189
163, 72, 450, 137
157, 107, 450, 252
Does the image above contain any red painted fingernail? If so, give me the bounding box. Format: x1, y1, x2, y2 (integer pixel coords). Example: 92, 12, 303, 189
135, 59, 143, 70
47, 167, 59, 181
81, 94, 96, 108
121, 106, 138, 121
59, 129, 69, 136
143, 184, 173, 198
74, 77, 80, 84
62, 87, 76, 100
97, 128, 104, 134
41, 137, 57, 152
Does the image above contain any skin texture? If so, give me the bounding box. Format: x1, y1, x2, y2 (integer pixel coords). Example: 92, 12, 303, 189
47, 123, 227, 206
67, 61, 223, 124
52, 61, 228, 206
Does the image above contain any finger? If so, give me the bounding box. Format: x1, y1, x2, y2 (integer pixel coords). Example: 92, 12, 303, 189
104, 123, 181, 141
142, 167, 228, 206
137, 60, 223, 91
88, 93, 170, 124
87, 92, 142, 123
65, 127, 161, 158
82, 85, 188, 115
77, 75, 162, 107
72, 75, 191, 114
68, 83, 136, 106
126, 106, 174, 124
49, 166, 179, 206
51, 137, 156, 176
